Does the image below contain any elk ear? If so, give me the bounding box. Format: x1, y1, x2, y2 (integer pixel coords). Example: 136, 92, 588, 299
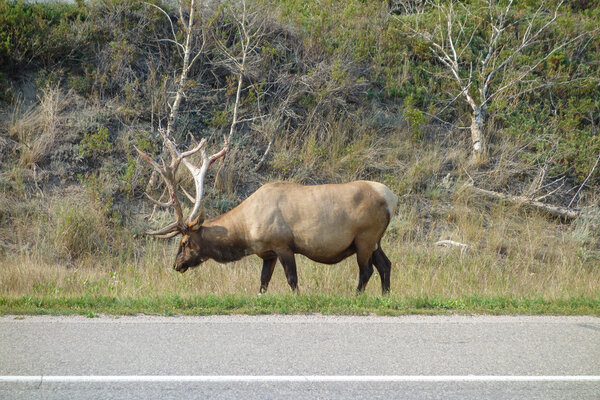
187, 211, 205, 231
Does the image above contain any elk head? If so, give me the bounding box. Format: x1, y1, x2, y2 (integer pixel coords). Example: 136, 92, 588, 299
135, 129, 228, 272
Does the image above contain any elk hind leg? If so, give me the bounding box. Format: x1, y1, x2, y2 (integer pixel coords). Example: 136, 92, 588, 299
372, 245, 391, 294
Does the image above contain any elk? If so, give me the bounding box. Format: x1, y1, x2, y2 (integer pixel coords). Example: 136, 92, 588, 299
136, 131, 398, 294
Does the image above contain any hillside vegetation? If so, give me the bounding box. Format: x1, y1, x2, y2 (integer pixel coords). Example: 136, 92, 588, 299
0, 0, 599, 315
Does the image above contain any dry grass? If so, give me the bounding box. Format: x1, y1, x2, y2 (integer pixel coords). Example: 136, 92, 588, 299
8, 86, 69, 168
2, 197, 598, 304
1, 0, 598, 316
2, 111, 598, 307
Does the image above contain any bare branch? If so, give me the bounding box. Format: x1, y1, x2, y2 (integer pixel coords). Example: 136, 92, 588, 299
484, 29, 595, 106
212, 0, 263, 188
446, 2, 458, 65
237, 115, 269, 124
482, 1, 567, 99
504, 78, 588, 102
422, 111, 467, 129
534, 180, 565, 202
155, 38, 185, 53
145, 2, 183, 55
569, 152, 600, 208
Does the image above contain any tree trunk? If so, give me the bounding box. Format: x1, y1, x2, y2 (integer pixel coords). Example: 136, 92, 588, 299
470, 107, 486, 163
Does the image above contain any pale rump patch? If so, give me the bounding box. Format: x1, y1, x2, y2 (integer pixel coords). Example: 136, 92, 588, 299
365, 182, 398, 217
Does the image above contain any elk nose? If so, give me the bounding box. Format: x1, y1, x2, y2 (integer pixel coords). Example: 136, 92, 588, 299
173, 264, 189, 273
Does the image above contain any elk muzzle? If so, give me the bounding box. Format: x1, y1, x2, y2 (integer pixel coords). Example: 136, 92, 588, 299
173, 264, 189, 273
173, 256, 205, 273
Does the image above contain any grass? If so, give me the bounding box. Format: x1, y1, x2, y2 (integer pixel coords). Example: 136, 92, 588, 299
1, 204, 599, 316
8, 86, 66, 168
1, 1, 599, 317
1, 134, 599, 316
2, 295, 598, 317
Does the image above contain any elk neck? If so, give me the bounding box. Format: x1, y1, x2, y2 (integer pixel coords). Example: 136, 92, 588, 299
197, 215, 251, 263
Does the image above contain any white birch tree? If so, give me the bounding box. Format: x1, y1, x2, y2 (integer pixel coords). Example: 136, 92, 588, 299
399, 0, 596, 163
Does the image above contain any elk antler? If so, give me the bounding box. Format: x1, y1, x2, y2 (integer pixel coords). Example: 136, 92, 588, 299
181, 135, 229, 224
135, 129, 229, 238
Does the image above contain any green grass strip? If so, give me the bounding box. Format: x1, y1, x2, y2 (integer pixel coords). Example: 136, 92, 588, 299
1, 295, 599, 316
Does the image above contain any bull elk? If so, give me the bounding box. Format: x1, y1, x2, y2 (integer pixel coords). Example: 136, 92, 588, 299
136, 131, 398, 294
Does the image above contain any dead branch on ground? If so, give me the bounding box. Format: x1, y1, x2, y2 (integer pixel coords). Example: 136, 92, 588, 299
467, 184, 579, 219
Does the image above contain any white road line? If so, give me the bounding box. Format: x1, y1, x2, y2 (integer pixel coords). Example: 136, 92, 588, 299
1, 376, 600, 383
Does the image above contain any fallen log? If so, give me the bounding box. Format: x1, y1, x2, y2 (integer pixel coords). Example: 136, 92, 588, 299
468, 185, 579, 219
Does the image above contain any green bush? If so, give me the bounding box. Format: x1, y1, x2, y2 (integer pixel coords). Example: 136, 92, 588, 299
79, 126, 113, 158
0, 0, 85, 72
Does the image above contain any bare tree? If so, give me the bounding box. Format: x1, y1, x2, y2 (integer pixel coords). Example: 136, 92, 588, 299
138, 0, 231, 223
212, 0, 266, 187
146, 0, 205, 140
138, 0, 271, 221
399, 0, 596, 163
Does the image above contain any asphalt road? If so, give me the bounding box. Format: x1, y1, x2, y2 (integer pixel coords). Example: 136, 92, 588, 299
1, 315, 599, 399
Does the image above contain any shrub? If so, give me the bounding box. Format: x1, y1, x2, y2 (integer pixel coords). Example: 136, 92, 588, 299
79, 126, 113, 158
0, 0, 85, 72
52, 200, 110, 260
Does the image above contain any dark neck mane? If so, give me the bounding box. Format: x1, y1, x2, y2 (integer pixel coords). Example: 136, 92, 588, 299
200, 223, 249, 263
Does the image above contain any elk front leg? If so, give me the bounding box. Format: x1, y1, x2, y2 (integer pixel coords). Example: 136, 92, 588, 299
355, 240, 374, 293
277, 250, 298, 292
259, 257, 277, 294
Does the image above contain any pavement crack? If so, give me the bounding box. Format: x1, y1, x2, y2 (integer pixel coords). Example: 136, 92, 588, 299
577, 323, 600, 332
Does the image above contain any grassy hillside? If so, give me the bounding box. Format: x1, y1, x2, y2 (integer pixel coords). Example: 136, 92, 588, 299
0, 0, 599, 315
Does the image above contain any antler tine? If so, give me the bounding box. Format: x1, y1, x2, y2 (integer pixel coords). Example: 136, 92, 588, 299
161, 136, 207, 222
136, 131, 226, 234
135, 144, 186, 235
146, 221, 181, 238
181, 138, 207, 158
152, 231, 181, 239
158, 128, 180, 161
207, 135, 230, 167
144, 192, 174, 208
181, 186, 195, 203
134, 146, 174, 208
134, 145, 163, 173
158, 129, 206, 168
182, 135, 230, 223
